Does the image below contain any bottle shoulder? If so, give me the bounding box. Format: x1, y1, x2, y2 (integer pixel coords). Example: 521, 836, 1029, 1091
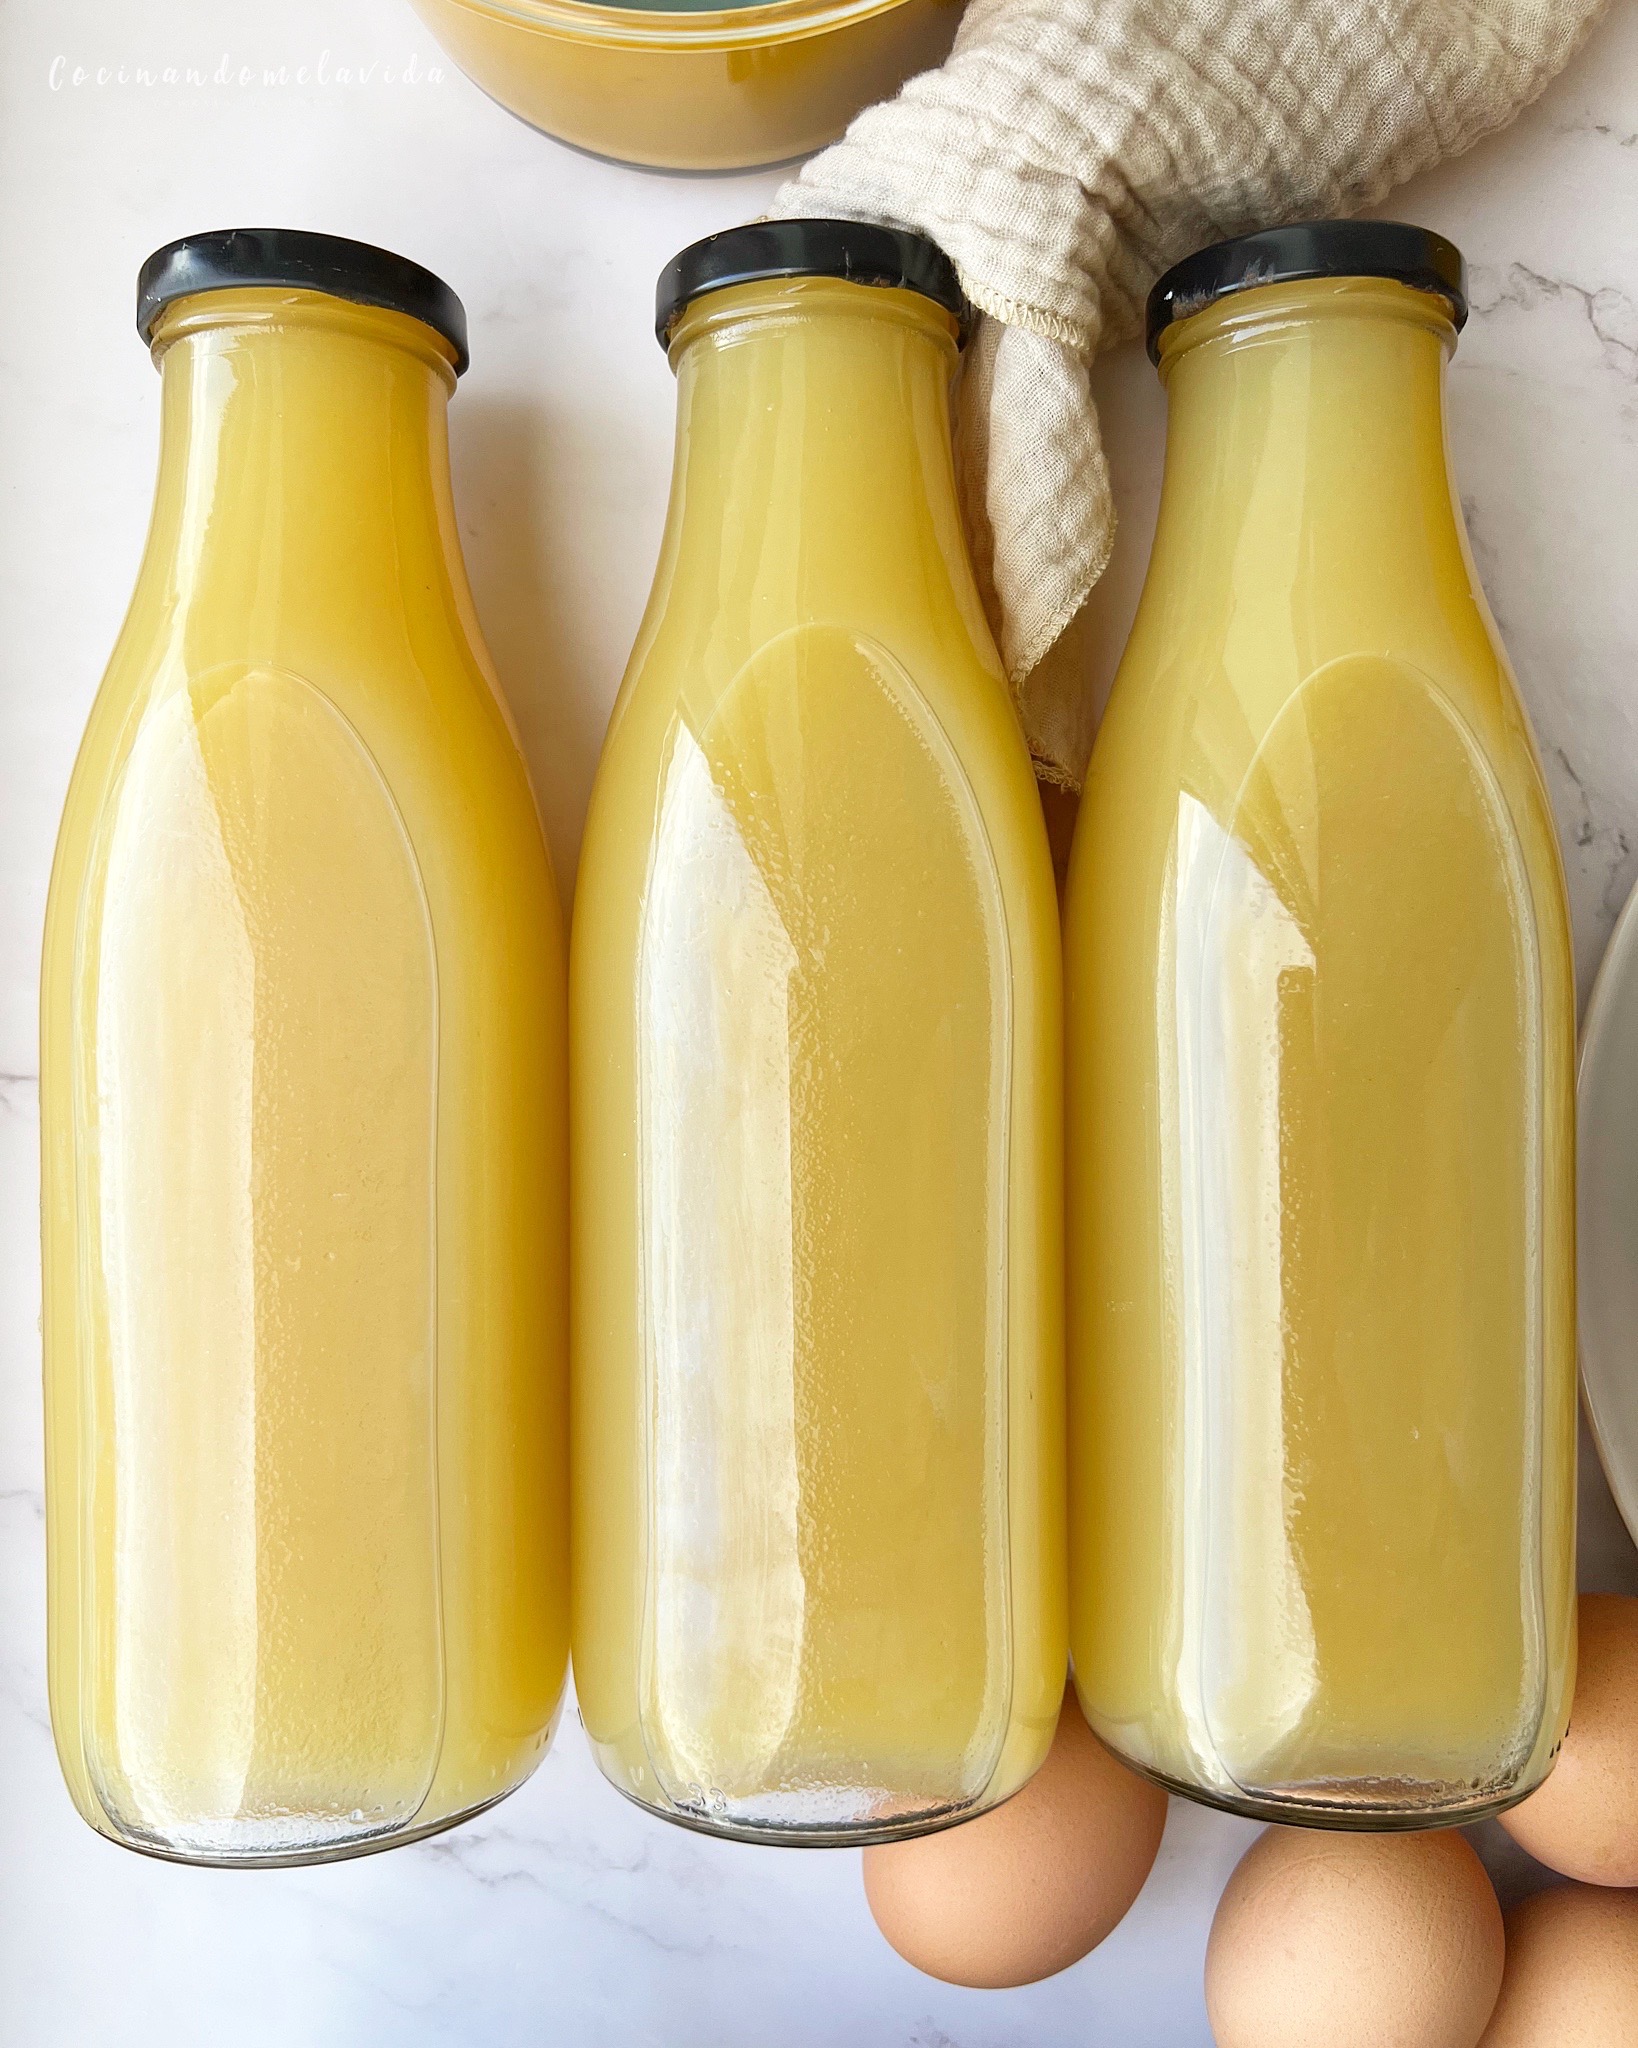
1090, 579, 1544, 801
591, 615, 1038, 838
577, 614, 1056, 977
605, 602, 1014, 763
47, 629, 555, 968
1069, 634, 1572, 980
81, 599, 530, 792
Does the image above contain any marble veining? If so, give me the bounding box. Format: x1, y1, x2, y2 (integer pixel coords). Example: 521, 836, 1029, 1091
1470, 262, 1638, 380
2, 0, 1637, 2041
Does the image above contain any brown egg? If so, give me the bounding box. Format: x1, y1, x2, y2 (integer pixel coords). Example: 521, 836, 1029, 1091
1206, 1826, 1504, 2048
862, 1688, 1167, 1987
1478, 1885, 1638, 2045
1498, 1593, 1638, 1885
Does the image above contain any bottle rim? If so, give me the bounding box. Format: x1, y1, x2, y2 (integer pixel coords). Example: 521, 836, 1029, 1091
656, 219, 973, 351
137, 229, 469, 376
1146, 220, 1467, 364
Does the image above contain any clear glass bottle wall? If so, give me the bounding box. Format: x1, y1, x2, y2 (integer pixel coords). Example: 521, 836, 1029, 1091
40, 232, 569, 1865
571, 223, 1067, 1844
1065, 222, 1577, 1829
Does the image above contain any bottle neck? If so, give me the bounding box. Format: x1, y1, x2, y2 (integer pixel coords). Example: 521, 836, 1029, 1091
136, 291, 464, 663
1148, 279, 1468, 621
652, 278, 992, 659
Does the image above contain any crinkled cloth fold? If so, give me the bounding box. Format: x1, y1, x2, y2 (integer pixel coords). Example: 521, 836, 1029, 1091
775, 0, 1607, 783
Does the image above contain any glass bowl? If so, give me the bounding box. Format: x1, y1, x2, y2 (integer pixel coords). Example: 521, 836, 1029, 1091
410, 0, 963, 172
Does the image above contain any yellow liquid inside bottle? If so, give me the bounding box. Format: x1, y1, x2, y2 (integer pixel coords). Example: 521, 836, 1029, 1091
572, 278, 1065, 1841
1066, 277, 1577, 1826
41, 287, 568, 1863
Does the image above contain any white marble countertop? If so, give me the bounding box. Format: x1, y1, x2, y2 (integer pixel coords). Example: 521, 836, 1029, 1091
2, 1, 1636, 2041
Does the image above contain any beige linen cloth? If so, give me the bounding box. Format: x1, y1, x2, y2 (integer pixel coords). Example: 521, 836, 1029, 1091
774, 0, 1608, 785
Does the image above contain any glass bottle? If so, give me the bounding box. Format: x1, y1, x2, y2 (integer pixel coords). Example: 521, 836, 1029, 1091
40, 231, 568, 1865
1065, 222, 1577, 1828
572, 222, 1066, 1843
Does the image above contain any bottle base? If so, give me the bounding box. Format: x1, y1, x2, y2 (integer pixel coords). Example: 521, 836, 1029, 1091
1117, 1751, 1540, 1833
598, 1770, 1000, 1850
83, 1782, 525, 1871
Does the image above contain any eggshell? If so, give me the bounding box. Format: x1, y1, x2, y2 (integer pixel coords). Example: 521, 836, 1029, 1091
862, 1689, 1167, 1987
1497, 1594, 1638, 1885
1478, 1885, 1638, 2046
1205, 1826, 1504, 2048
